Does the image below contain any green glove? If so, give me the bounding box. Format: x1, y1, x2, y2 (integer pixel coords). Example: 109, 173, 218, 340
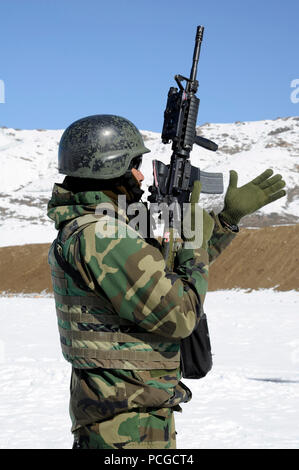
220, 169, 286, 226
183, 180, 215, 250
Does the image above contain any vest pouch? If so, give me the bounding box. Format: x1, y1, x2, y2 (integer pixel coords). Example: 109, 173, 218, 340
180, 313, 212, 379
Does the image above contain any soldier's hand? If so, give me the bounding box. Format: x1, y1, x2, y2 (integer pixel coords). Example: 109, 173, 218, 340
220, 169, 286, 226
183, 181, 214, 250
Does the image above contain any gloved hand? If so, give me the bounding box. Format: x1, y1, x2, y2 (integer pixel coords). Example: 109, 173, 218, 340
220, 169, 286, 226
163, 181, 215, 270
183, 180, 215, 250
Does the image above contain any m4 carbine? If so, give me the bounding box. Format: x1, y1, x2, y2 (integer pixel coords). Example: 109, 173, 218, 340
148, 26, 219, 380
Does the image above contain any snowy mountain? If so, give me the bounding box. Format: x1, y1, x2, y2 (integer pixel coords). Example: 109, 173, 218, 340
0, 116, 298, 247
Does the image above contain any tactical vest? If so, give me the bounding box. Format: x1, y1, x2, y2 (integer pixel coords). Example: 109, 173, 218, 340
48, 214, 180, 370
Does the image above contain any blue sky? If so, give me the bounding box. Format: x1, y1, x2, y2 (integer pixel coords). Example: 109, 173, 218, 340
0, 0, 298, 132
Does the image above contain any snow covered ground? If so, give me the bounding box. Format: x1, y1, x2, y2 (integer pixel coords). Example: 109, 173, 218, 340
0, 289, 298, 449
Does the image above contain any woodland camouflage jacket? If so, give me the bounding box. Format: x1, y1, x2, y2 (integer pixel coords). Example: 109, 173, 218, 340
47, 183, 236, 431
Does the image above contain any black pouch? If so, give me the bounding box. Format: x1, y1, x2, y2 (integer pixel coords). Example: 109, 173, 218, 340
180, 313, 213, 379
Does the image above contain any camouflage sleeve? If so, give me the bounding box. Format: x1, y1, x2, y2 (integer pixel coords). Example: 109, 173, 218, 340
207, 211, 237, 265
72, 219, 209, 340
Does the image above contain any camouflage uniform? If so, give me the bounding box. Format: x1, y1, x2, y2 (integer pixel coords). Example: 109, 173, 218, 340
48, 183, 236, 449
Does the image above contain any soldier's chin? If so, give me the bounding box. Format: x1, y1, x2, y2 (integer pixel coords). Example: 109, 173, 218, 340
132, 176, 142, 188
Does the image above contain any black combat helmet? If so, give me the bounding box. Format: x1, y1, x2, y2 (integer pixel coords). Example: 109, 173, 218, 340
58, 114, 150, 179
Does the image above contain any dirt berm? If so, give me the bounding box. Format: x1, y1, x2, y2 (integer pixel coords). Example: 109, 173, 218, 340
0, 225, 298, 294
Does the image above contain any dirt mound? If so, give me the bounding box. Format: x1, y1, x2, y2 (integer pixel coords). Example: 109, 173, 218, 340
0, 243, 52, 294
0, 225, 298, 294
208, 224, 299, 291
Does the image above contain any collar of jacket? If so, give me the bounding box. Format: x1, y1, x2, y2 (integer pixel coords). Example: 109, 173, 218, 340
47, 183, 130, 231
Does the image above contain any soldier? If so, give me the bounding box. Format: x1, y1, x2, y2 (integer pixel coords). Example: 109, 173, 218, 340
47, 114, 286, 449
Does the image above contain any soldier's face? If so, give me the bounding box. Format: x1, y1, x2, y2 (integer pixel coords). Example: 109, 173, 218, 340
131, 168, 144, 187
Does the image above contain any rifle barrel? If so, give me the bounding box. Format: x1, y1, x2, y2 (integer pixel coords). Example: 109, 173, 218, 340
189, 25, 204, 83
